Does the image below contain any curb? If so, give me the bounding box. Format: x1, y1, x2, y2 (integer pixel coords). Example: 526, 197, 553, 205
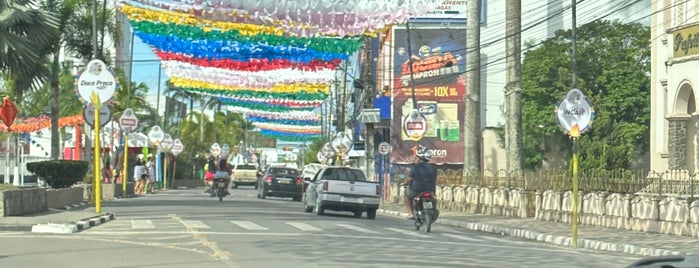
32, 213, 115, 234
377, 209, 686, 257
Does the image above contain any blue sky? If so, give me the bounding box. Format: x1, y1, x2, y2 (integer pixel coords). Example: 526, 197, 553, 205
131, 36, 169, 117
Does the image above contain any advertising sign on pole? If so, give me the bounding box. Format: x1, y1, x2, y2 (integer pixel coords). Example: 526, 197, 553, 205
119, 108, 138, 133
75, 59, 118, 105
171, 139, 184, 156
390, 26, 467, 164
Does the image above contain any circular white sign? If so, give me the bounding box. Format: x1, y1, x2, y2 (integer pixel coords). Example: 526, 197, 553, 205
148, 125, 165, 144
321, 142, 335, 158
378, 142, 391, 155
331, 132, 353, 154
76, 59, 117, 104
160, 134, 173, 151
556, 88, 595, 137
210, 143, 221, 157
171, 139, 184, 155
403, 109, 427, 141
119, 108, 138, 133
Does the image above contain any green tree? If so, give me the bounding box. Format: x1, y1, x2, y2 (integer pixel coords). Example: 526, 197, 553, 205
0, 0, 57, 92
40, 0, 119, 159
521, 20, 650, 170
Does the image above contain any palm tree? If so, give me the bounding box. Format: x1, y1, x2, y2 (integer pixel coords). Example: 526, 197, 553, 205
0, 0, 58, 93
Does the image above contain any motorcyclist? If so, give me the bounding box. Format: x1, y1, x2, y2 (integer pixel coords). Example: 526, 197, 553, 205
212, 158, 232, 195
403, 146, 438, 220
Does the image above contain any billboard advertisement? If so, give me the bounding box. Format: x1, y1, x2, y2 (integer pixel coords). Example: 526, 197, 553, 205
390, 26, 466, 164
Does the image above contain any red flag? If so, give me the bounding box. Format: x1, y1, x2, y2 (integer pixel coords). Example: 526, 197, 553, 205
0, 97, 18, 129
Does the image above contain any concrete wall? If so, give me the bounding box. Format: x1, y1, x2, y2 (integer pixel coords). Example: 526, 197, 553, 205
385, 183, 699, 237
0, 188, 48, 216
45, 187, 84, 209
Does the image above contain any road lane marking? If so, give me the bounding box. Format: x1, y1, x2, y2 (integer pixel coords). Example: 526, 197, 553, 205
335, 224, 381, 234
230, 221, 269, 230
131, 220, 155, 229
442, 233, 484, 242
286, 222, 322, 231
384, 227, 430, 238
181, 220, 210, 229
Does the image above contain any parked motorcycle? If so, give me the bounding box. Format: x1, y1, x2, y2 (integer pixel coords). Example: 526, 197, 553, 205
210, 177, 228, 201
403, 184, 438, 233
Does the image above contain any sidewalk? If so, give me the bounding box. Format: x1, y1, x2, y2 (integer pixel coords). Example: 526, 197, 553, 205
378, 203, 699, 257
0, 202, 113, 233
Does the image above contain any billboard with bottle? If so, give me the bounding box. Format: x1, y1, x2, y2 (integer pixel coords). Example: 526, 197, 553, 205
391, 26, 466, 164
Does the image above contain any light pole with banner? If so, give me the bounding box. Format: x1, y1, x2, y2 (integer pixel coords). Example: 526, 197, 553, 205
159, 134, 173, 190
148, 126, 164, 188
555, 88, 594, 248
75, 59, 117, 214
170, 138, 184, 188
119, 108, 138, 197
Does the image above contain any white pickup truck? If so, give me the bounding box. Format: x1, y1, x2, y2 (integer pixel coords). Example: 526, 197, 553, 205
303, 166, 380, 219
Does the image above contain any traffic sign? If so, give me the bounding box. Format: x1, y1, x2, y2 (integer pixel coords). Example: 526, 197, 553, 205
148, 125, 164, 144
555, 88, 595, 138
119, 108, 138, 133
160, 134, 173, 151
210, 143, 221, 157
171, 139, 184, 156
75, 59, 117, 105
83, 104, 111, 128
378, 142, 391, 155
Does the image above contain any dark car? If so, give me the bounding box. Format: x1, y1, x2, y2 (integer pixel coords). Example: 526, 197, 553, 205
257, 166, 303, 201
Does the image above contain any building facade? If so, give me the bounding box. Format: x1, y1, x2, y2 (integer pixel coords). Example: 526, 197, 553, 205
650, 0, 699, 172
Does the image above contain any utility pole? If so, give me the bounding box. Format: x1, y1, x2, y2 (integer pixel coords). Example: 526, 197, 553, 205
463, 0, 482, 178
505, 0, 523, 175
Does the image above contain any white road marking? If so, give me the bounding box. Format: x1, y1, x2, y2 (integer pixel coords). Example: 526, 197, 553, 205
384, 227, 430, 238
286, 222, 322, 231
181, 220, 210, 229
335, 224, 381, 234
131, 220, 155, 229
230, 221, 269, 230
442, 233, 484, 242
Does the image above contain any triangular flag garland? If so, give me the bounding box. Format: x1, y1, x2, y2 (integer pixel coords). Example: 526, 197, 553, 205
117, 0, 441, 140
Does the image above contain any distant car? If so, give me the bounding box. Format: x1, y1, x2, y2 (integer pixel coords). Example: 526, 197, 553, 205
303, 166, 380, 219
257, 166, 303, 201
231, 164, 258, 189
300, 163, 328, 190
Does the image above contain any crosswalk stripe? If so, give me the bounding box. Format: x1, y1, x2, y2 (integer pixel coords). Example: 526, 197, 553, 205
230, 221, 269, 230
384, 227, 430, 238
442, 233, 483, 242
335, 224, 381, 234
181, 220, 210, 229
286, 222, 322, 231
131, 220, 155, 229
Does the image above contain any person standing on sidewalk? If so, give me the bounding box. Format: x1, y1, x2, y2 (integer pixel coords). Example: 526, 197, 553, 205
133, 156, 147, 195
146, 156, 157, 194
403, 147, 438, 220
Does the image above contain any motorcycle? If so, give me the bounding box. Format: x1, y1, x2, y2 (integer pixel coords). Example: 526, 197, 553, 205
403, 184, 438, 233
209, 177, 228, 201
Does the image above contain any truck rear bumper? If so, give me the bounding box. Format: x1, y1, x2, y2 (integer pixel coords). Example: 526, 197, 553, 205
318, 193, 380, 212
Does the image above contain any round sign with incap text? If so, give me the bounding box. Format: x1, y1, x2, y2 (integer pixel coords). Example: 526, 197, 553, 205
75, 59, 118, 105
555, 88, 595, 138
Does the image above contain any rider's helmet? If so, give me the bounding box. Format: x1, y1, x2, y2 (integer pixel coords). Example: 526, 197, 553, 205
416, 146, 432, 162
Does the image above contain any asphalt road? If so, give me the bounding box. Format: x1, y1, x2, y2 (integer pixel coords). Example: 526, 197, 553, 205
0, 188, 640, 267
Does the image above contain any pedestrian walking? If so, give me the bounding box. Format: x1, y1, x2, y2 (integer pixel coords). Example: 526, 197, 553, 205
102, 162, 113, 184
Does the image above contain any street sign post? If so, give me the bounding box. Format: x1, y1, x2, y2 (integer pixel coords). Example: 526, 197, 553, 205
75, 59, 117, 105
171, 139, 184, 156
555, 88, 595, 249
83, 104, 111, 128
148, 126, 164, 145
119, 108, 138, 133
378, 142, 391, 156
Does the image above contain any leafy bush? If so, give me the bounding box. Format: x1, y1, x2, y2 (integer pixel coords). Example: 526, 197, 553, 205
26, 160, 89, 189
